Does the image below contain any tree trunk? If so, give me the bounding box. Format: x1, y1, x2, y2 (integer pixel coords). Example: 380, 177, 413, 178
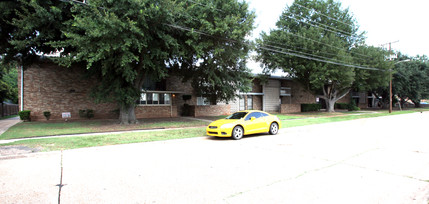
322, 84, 350, 113
119, 104, 138, 125
325, 99, 336, 112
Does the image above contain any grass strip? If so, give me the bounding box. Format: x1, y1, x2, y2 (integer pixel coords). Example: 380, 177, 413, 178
282, 109, 425, 128
0, 115, 18, 120
0, 127, 206, 152
0, 119, 208, 140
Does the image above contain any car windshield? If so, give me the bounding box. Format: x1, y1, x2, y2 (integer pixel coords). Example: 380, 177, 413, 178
225, 112, 248, 119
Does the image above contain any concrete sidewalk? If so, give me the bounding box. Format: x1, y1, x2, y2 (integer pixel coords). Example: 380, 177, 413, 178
0, 116, 21, 135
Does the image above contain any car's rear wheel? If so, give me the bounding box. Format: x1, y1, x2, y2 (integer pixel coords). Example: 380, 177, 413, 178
231, 126, 244, 140
269, 122, 279, 135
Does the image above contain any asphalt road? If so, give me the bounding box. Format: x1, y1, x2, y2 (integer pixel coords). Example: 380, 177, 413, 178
1, 112, 429, 203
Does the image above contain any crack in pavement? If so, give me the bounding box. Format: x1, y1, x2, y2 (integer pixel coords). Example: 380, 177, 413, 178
56, 150, 65, 204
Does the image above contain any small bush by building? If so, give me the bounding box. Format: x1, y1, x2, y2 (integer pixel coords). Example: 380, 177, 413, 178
301, 104, 321, 112
18, 110, 31, 121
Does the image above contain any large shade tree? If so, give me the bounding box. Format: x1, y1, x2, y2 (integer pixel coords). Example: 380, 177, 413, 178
393, 55, 429, 108
256, 0, 390, 112
4, 0, 255, 124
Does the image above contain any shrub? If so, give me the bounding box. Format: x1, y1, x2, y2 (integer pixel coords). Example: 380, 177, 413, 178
348, 100, 360, 111
43, 111, 51, 120
79, 109, 87, 118
86, 109, 94, 119
79, 109, 95, 119
335, 103, 349, 109
18, 110, 31, 121
301, 104, 321, 112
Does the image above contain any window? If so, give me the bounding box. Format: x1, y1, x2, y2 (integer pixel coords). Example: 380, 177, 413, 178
140, 93, 146, 104
259, 112, 268, 117
153, 93, 159, 104
197, 97, 210, 106
226, 112, 248, 119
138, 93, 171, 105
245, 112, 261, 121
239, 97, 245, 111
164, 94, 170, 104
247, 96, 253, 110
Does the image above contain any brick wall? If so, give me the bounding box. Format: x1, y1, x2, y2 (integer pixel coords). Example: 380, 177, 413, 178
281, 80, 317, 104
251, 79, 263, 93
252, 95, 263, 110
135, 105, 178, 118
167, 76, 196, 116
280, 104, 301, 113
19, 62, 118, 121
194, 105, 231, 117
19, 62, 233, 120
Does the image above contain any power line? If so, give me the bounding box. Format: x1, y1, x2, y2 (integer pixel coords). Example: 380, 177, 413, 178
260, 46, 383, 71
283, 32, 372, 59
181, 0, 373, 61
263, 43, 365, 68
56, 0, 384, 72
283, 13, 358, 38
263, 39, 339, 58
294, 2, 353, 27
186, 0, 224, 13
166, 23, 385, 72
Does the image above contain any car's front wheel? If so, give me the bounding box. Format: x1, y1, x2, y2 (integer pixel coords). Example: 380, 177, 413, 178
231, 126, 244, 140
269, 122, 279, 135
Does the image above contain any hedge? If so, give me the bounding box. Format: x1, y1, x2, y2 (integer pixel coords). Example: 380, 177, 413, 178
301, 104, 322, 112
335, 103, 349, 109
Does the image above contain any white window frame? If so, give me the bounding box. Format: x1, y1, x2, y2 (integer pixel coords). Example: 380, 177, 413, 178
138, 92, 172, 106
197, 97, 211, 106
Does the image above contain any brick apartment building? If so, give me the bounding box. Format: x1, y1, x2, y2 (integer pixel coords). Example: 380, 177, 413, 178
18, 61, 362, 121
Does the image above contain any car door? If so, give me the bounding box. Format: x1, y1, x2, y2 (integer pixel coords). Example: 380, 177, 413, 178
243, 112, 265, 134
257, 112, 271, 132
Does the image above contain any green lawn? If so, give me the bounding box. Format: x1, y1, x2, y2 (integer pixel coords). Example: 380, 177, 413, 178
1, 108, 428, 152
0, 118, 209, 140
1, 127, 206, 152
281, 109, 427, 128
0, 115, 18, 120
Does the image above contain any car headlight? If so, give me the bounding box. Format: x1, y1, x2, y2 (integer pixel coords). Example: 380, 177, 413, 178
220, 123, 235, 129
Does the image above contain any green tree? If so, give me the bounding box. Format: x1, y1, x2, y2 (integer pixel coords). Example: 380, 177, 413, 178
2, 0, 254, 124
393, 55, 429, 108
169, 0, 255, 104
256, 0, 389, 112
0, 0, 73, 66
50, 0, 254, 124
0, 64, 18, 104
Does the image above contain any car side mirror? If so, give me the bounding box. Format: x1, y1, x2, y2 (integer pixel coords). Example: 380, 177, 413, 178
250, 117, 256, 121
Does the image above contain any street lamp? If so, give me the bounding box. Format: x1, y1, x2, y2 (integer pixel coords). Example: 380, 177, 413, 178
390, 59, 411, 113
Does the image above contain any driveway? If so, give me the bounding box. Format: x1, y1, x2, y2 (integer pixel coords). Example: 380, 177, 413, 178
1, 112, 428, 203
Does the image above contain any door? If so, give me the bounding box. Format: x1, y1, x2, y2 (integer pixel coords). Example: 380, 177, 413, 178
243, 112, 265, 134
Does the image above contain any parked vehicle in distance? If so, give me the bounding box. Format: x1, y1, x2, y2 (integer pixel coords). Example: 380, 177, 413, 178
206, 110, 281, 140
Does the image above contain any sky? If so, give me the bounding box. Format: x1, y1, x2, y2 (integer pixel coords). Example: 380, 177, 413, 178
246, 0, 429, 73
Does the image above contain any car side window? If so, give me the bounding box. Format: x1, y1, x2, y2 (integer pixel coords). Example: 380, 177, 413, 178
259, 112, 269, 117
245, 112, 260, 121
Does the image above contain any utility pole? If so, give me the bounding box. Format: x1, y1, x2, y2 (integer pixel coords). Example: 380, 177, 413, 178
380, 41, 399, 113
389, 42, 393, 113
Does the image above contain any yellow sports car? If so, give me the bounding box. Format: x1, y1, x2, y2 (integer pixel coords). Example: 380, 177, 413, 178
206, 110, 281, 140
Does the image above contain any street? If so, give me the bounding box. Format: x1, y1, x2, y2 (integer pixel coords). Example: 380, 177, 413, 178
1, 112, 429, 203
